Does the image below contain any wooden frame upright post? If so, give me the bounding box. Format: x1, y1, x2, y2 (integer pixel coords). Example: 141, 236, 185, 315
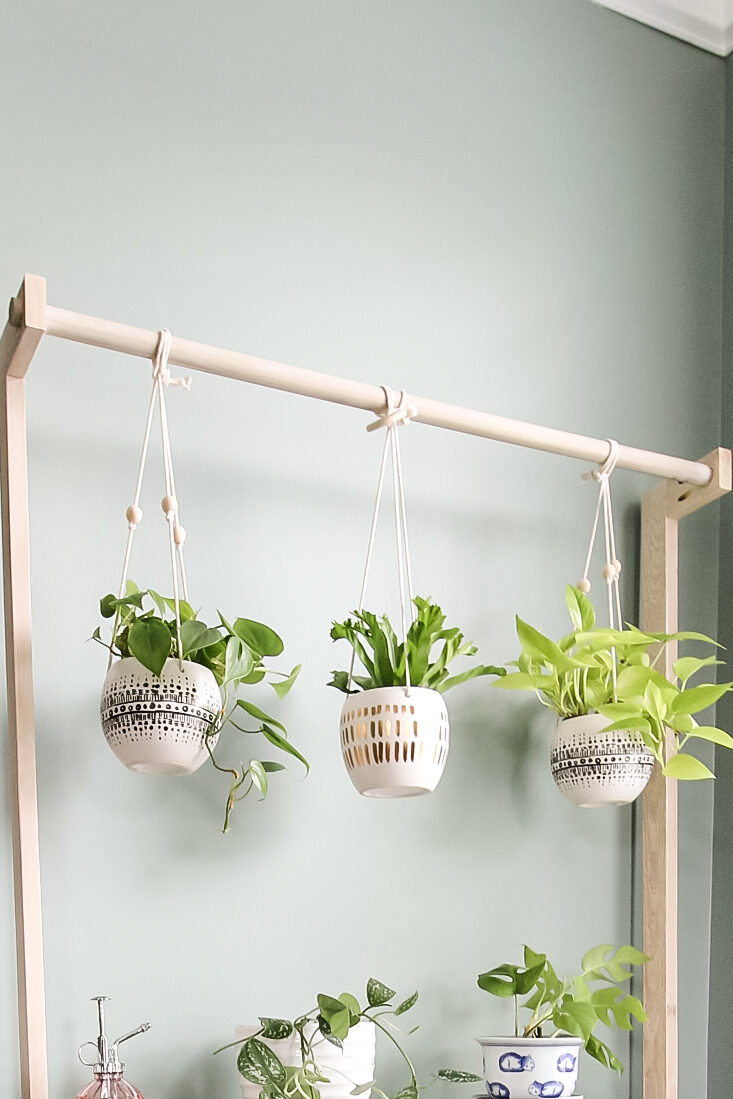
640, 447, 731, 1099
0, 275, 48, 1099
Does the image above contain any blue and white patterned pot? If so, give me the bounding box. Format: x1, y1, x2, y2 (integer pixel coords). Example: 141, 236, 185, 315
476, 1036, 583, 1099
550, 713, 654, 808
101, 657, 221, 776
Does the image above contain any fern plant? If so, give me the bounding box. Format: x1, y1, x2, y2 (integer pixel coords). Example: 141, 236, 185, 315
328, 596, 504, 694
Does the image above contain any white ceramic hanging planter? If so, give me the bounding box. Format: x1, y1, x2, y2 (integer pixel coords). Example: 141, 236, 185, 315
546, 440, 654, 809
476, 1035, 584, 1099
337, 388, 453, 799
550, 713, 654, 808
99, 329, 222, 777
101, 656, 221, 776
340, 685, 449, 797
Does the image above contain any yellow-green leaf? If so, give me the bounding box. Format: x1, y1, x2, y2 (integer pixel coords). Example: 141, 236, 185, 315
686, 726, 733, 749
671, 682, 733, 716
663, 753, 715, 780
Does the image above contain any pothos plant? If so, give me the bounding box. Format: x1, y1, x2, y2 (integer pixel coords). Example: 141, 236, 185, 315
477, 944, 648, 1073
328, 597, 504, 694
216, 977, 480, 1099
216, 978, 430, 1099
494, 585, 733, 780
94, 581, 308, 831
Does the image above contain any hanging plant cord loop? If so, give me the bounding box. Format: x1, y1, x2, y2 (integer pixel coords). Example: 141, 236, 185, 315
347, 386, 418, 696
110, 328, 192, 672
578, 437, 622, 695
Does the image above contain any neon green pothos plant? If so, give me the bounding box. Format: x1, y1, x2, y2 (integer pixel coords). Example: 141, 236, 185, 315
494, 585, 733, 780
328, 596, 504, 694
94, 581, 308, 831
477, 944, 648, 1074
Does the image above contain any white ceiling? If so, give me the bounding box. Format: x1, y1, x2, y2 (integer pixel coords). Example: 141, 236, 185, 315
591, 0, 733, 55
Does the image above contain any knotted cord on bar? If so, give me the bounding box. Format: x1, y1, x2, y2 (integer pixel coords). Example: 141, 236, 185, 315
577, 438, 623, 692
111, 329, 192, 671
347, 387, 418, 695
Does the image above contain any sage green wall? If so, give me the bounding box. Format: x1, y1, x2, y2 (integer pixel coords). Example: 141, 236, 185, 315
0, 3, 724, 1098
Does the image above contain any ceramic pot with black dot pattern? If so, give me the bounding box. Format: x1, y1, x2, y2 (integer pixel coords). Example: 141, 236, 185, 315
100, 657, 221, 776
550, 712, 654, 808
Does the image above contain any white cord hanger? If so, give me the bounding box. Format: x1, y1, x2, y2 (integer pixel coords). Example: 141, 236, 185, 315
576, 438, 623, 691
111, 329, 193, 671
347, 386, 418, 695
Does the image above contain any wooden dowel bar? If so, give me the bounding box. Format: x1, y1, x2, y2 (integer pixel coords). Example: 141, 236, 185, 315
14, 297, 712, 486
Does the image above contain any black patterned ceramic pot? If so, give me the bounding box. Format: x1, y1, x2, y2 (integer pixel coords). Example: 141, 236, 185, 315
100, 657, 221, 776
550, 713, 654, 808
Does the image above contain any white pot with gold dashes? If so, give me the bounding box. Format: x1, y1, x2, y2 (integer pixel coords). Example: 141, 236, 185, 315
339, 685, 449, 797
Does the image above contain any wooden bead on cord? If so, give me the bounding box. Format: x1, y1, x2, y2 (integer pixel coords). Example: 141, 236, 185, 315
602, 563, 616, 581
126, 505, 143, 526
173, 525, 186, 545
161, 495, 178, 516
577, 578, 591, 593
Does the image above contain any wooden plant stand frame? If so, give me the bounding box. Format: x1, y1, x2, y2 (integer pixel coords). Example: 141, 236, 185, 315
1, 275, 730, 1099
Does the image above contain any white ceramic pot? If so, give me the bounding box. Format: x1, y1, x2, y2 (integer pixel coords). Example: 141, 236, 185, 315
100, 657, 221, 776
339, 685, 449, 797
476, 1035, 584, 1099
235, 1020, 376, 1099
550, 712, 654, 808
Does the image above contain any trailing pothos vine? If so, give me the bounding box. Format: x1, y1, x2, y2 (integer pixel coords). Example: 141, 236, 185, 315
215, 978, 479, 1099
94, 581, 308, 831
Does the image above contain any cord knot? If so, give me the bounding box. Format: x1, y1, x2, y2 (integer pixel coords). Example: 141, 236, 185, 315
582, 438, 619, 482
152, 329, 192, 389
366, 386, 418, 432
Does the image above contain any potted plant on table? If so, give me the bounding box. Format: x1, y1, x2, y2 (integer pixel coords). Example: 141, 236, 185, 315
472, 943, 648, 1098
217, 977, 423, 1099
329, 596, 504, 797
493, 585, 733, 807
94, 581, 307, 831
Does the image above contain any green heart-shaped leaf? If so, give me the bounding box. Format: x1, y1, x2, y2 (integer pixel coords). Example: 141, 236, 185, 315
128, 617, 172, 677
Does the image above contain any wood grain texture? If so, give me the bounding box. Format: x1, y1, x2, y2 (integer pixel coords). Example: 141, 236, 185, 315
641, 480, 679, 1099
640, 452, 731, 1099
666, 447, 731, 520
0, 275, 48, 1099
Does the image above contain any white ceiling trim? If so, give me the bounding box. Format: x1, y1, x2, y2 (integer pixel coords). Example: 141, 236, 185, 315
591, 0, 733, 55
